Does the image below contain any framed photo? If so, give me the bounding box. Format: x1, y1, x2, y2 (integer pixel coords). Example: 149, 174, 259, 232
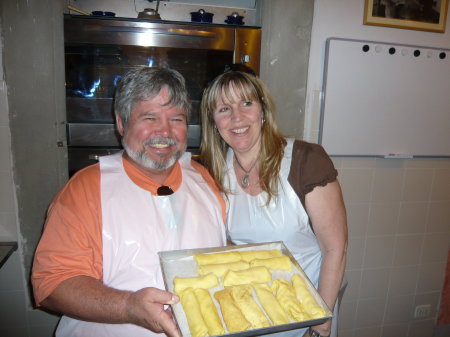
364, 0, 449, 33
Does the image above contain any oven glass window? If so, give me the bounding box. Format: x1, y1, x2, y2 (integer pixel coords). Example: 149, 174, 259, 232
65, 44, 232, 176
65, 44, 232, 125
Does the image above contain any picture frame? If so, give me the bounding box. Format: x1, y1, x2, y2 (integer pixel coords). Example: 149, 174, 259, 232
364, 0, 449, 33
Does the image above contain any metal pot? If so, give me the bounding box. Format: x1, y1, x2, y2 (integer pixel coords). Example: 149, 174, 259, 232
225, 12, 244, 25
138, 8, 161, 20
91, 11, 116, 17
190, 9, 214, 23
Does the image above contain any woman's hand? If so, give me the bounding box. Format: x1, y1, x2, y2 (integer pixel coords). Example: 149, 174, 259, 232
302, 322, 332, 337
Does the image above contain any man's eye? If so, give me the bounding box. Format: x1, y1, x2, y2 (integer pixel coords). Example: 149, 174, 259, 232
172, 118, 185, 122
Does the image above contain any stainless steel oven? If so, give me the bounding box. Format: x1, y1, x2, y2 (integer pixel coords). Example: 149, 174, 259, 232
64, 14, 261, 175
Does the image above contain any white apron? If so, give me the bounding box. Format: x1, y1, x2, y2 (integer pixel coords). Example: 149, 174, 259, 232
56, 151, 226, 337
226, 138, 338, 337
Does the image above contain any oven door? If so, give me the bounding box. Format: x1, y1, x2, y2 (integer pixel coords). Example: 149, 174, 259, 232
64, 15, 261, 175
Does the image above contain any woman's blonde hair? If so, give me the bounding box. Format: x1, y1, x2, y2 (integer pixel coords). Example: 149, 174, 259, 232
199, 71, 286, 203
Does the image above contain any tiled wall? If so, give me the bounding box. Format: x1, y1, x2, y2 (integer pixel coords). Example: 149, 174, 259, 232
335, 157, 450, 337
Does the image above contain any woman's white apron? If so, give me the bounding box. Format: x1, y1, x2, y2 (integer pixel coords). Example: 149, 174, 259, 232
226, 138, 337, 337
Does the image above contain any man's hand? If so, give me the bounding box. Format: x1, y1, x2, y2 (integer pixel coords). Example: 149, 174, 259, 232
41, 277, 182, 336
126, 287, 181, 337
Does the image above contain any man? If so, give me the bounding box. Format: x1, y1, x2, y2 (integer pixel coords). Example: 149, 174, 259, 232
32, 67, 226, 337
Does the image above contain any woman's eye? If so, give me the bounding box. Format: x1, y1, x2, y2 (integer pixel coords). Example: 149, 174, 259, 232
242, 101, 253, 107
217, 107, 230, 114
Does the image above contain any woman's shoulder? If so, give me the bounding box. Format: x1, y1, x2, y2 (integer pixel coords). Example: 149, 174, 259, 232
291, 139, 329, 158
288, 139, 337, 200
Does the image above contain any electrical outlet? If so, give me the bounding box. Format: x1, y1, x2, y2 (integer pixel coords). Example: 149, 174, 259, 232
414, 304, 431, 319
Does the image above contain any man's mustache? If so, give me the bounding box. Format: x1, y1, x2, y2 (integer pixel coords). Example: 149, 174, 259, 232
144, 137, 177, 147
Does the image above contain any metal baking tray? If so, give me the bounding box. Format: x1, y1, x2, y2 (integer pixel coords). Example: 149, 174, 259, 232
159, 241, 332, 337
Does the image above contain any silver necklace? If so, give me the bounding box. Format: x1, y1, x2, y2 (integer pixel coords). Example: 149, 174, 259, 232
234, 155, 258, 189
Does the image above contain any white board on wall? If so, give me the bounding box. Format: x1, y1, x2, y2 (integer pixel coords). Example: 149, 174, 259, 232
319, 38, 450, 157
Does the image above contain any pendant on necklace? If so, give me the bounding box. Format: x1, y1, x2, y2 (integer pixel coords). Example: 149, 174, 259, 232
242, 175, 250, 189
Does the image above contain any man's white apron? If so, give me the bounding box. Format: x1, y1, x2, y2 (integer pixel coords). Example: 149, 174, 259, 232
56, 151, 226, 337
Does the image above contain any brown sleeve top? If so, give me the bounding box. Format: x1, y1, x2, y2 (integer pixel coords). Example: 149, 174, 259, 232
287, 140, 338, 210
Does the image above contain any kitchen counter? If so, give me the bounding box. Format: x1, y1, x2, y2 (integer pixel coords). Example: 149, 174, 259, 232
0, 242, 18, 268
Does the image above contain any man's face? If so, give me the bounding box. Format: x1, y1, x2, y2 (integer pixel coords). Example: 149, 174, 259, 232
117, 87, 188, 173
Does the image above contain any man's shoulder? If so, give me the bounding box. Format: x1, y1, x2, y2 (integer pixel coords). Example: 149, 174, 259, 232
69, 162, 101, 183
190, 158, 209, 175
189, 158, 226, 220
189, 159, 217, 188
57, 163, 101, 199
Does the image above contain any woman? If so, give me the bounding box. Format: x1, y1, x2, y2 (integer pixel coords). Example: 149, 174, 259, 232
200, 69, 348, 337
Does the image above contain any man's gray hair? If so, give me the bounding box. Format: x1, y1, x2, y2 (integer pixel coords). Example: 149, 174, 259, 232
114, 67, 191, 127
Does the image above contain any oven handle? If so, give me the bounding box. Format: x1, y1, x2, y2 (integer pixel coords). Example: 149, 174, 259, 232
89, 154, 100, 161
93, 26, 217, 38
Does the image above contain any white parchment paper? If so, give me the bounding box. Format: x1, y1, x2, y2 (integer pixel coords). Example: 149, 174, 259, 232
158, 242, 332, 337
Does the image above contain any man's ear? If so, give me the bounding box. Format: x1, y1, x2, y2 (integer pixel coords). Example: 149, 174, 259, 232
116, 115, 125, 136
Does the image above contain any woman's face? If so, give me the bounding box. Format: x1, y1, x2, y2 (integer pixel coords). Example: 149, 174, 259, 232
213, 85, 263, 157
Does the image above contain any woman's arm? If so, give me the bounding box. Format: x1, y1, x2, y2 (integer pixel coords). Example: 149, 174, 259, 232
305, 180, 348, 336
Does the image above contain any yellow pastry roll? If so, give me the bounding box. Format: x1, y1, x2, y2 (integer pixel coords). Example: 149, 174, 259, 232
252, 283, 290, 325
230, 285, 271, 329
194, 288, 225, 336
198, 261, 250, 278
271, 279, 311, 322
238, 249, 282, 262
223, 266, 272, 287
291, 274, 326, 318
195, 251, 242, 265
173, 273, 219, 294
180, 288, 208, 337
249, 255, 292, 271
214, 288, 251, 333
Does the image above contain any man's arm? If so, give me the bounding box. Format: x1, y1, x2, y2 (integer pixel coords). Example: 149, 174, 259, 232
41, 275, 181, 337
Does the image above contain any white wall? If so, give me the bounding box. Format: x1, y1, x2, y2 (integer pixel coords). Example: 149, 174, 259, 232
305, 0, 450, 142
306, 2, 450, 337
68, 0, 259, 26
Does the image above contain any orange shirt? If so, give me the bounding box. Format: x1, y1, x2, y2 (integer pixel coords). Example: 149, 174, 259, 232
31, 155, 226, 305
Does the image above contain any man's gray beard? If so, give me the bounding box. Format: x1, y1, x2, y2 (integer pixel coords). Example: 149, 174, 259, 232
122, 137, 185, 170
